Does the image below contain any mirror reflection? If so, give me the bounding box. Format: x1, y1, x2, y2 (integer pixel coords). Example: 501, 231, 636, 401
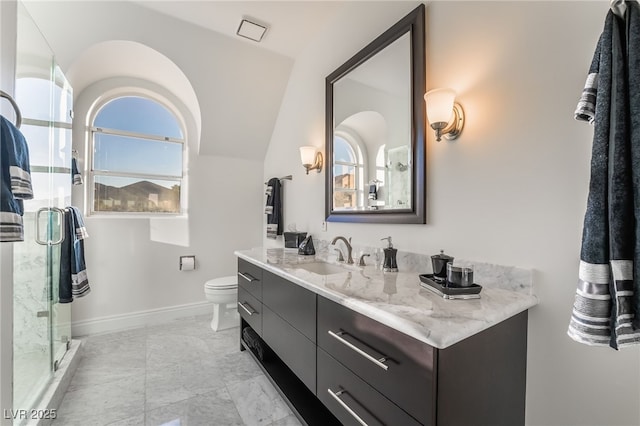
325, 4, 425, 224
332, 33, 411, 211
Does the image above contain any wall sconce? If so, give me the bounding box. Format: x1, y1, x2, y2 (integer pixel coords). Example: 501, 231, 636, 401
300, 146, 323, 174
424, 88, 465, 142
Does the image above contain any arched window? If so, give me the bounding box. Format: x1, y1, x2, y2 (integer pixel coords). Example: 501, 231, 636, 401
333, 134, 364, 209
90, 95, 185, 214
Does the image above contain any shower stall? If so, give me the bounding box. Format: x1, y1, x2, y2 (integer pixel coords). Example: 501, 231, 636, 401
10, 2, 74, 420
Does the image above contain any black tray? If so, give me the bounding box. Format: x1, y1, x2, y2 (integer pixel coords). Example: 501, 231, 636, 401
418, 274, 482, 299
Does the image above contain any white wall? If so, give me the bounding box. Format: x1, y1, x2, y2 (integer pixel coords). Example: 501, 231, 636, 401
264, 1, 640, 425
70, 77, 264, 327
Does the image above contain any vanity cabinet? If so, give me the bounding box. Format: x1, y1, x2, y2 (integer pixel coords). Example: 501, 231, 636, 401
237, 260, 528, 426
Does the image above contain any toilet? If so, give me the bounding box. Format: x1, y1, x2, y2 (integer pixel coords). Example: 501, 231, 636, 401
204, 276, 239, 331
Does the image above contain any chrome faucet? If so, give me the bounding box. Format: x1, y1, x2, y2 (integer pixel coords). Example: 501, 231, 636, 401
331, 236, 354, 264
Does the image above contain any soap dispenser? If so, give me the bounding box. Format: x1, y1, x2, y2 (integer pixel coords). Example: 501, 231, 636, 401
380, 236, 398, 272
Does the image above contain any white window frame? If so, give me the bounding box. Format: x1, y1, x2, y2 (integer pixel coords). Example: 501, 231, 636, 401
333, 130, 366, 209
88, 94, 186, 217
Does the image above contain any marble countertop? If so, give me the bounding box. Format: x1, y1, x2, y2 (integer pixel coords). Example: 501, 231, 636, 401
235, 247, 538, 349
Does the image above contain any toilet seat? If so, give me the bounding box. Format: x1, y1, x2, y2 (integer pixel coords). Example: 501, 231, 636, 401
205, 276, 237, 291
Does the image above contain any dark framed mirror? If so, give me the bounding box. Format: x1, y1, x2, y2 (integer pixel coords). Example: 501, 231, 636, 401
325, 4, 426, 224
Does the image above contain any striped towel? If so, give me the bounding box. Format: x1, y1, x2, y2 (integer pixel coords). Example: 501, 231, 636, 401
0, 115, 33, 242
59, 207, 90, 302
568, 5, 640, 349
71, 157, 83, 185
265, 178, 282, 239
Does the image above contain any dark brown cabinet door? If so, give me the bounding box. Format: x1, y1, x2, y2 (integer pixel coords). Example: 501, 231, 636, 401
262, 270, 316, 342
262, 305, 316, 393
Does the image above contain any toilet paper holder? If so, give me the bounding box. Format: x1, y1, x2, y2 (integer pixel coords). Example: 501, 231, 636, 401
180, 255, 196, 271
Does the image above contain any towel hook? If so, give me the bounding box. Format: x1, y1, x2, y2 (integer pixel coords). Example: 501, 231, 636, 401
0, 90, 22, 129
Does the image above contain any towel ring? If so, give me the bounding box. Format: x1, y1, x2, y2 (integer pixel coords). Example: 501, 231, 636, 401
0, 90, 22, 129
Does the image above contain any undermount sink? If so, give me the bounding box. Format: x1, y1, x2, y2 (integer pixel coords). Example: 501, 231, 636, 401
293, 261, 352, 275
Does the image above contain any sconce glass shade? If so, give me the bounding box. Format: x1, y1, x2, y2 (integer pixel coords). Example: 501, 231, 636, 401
300, 146, 323, 174
424, 88, 456, 125
424, 88, 464, 142
300, 146, 316, 165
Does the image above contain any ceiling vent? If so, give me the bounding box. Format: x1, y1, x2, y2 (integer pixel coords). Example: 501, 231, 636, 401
236, 18, 268, 42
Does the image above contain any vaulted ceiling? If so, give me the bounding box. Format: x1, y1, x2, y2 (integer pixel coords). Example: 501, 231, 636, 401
22, 1, 345, 159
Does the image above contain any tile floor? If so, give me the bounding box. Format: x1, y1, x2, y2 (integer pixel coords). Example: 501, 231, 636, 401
52, 316, 302, 426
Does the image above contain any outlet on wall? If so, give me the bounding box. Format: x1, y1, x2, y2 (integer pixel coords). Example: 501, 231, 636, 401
321, 221, 327, 232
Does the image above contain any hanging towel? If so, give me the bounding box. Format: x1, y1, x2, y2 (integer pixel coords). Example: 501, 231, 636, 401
568, 4, 640, 349
71, 157, 83, 185
0, 115, 33, 242
59, 206, 90, 303
265, 177, 282, 239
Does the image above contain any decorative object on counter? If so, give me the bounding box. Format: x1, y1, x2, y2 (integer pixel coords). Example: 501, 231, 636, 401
419, 274, 482, 300
431, 249, 454, 282
447, 264, 474, 287
284, 231, 307, 249
569, 1, 640, 350
380, 236, 398, 272
298, 235, 316, 255
265, 177, 283, 239
424, 88, 465, 142
300, 146, 323, 174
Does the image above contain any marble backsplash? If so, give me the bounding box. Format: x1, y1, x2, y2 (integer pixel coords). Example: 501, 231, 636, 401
309, 239, 533, 294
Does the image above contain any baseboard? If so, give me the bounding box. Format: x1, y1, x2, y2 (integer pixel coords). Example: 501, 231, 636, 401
71, 301, 212, 337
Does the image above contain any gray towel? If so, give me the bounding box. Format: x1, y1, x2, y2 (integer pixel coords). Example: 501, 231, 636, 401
569, 5, 640, 349
0, 115, 33, 242
265, 178, 282, 239
59, 207, 90, 303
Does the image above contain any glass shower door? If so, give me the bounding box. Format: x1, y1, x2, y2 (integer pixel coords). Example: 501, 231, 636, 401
12, 1, 72, 415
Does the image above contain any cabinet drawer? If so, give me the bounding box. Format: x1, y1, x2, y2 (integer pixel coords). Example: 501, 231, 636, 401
263, 271, 316, 342
237, 258, 263, 300
317, 297, 435, 425
317, 348, 421, 426
238, 286, 262, 336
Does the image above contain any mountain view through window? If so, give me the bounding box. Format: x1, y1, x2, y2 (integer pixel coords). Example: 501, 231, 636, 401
91, 96, 184, 214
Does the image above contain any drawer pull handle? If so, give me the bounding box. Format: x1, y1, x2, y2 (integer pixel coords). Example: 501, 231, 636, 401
328, 330, 389, 371
327, 388, 369, 426
238, 302, 257, 316
238, 272, 256, 282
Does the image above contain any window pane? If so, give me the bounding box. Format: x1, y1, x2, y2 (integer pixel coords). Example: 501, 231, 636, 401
333, 165, 356, 189
334, 136, 355, 163
334, 191, 356, 209
94, 176, 180, 213
15, 77, 52, 122
94, 96, 183, 139
93, 132, 182, 177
